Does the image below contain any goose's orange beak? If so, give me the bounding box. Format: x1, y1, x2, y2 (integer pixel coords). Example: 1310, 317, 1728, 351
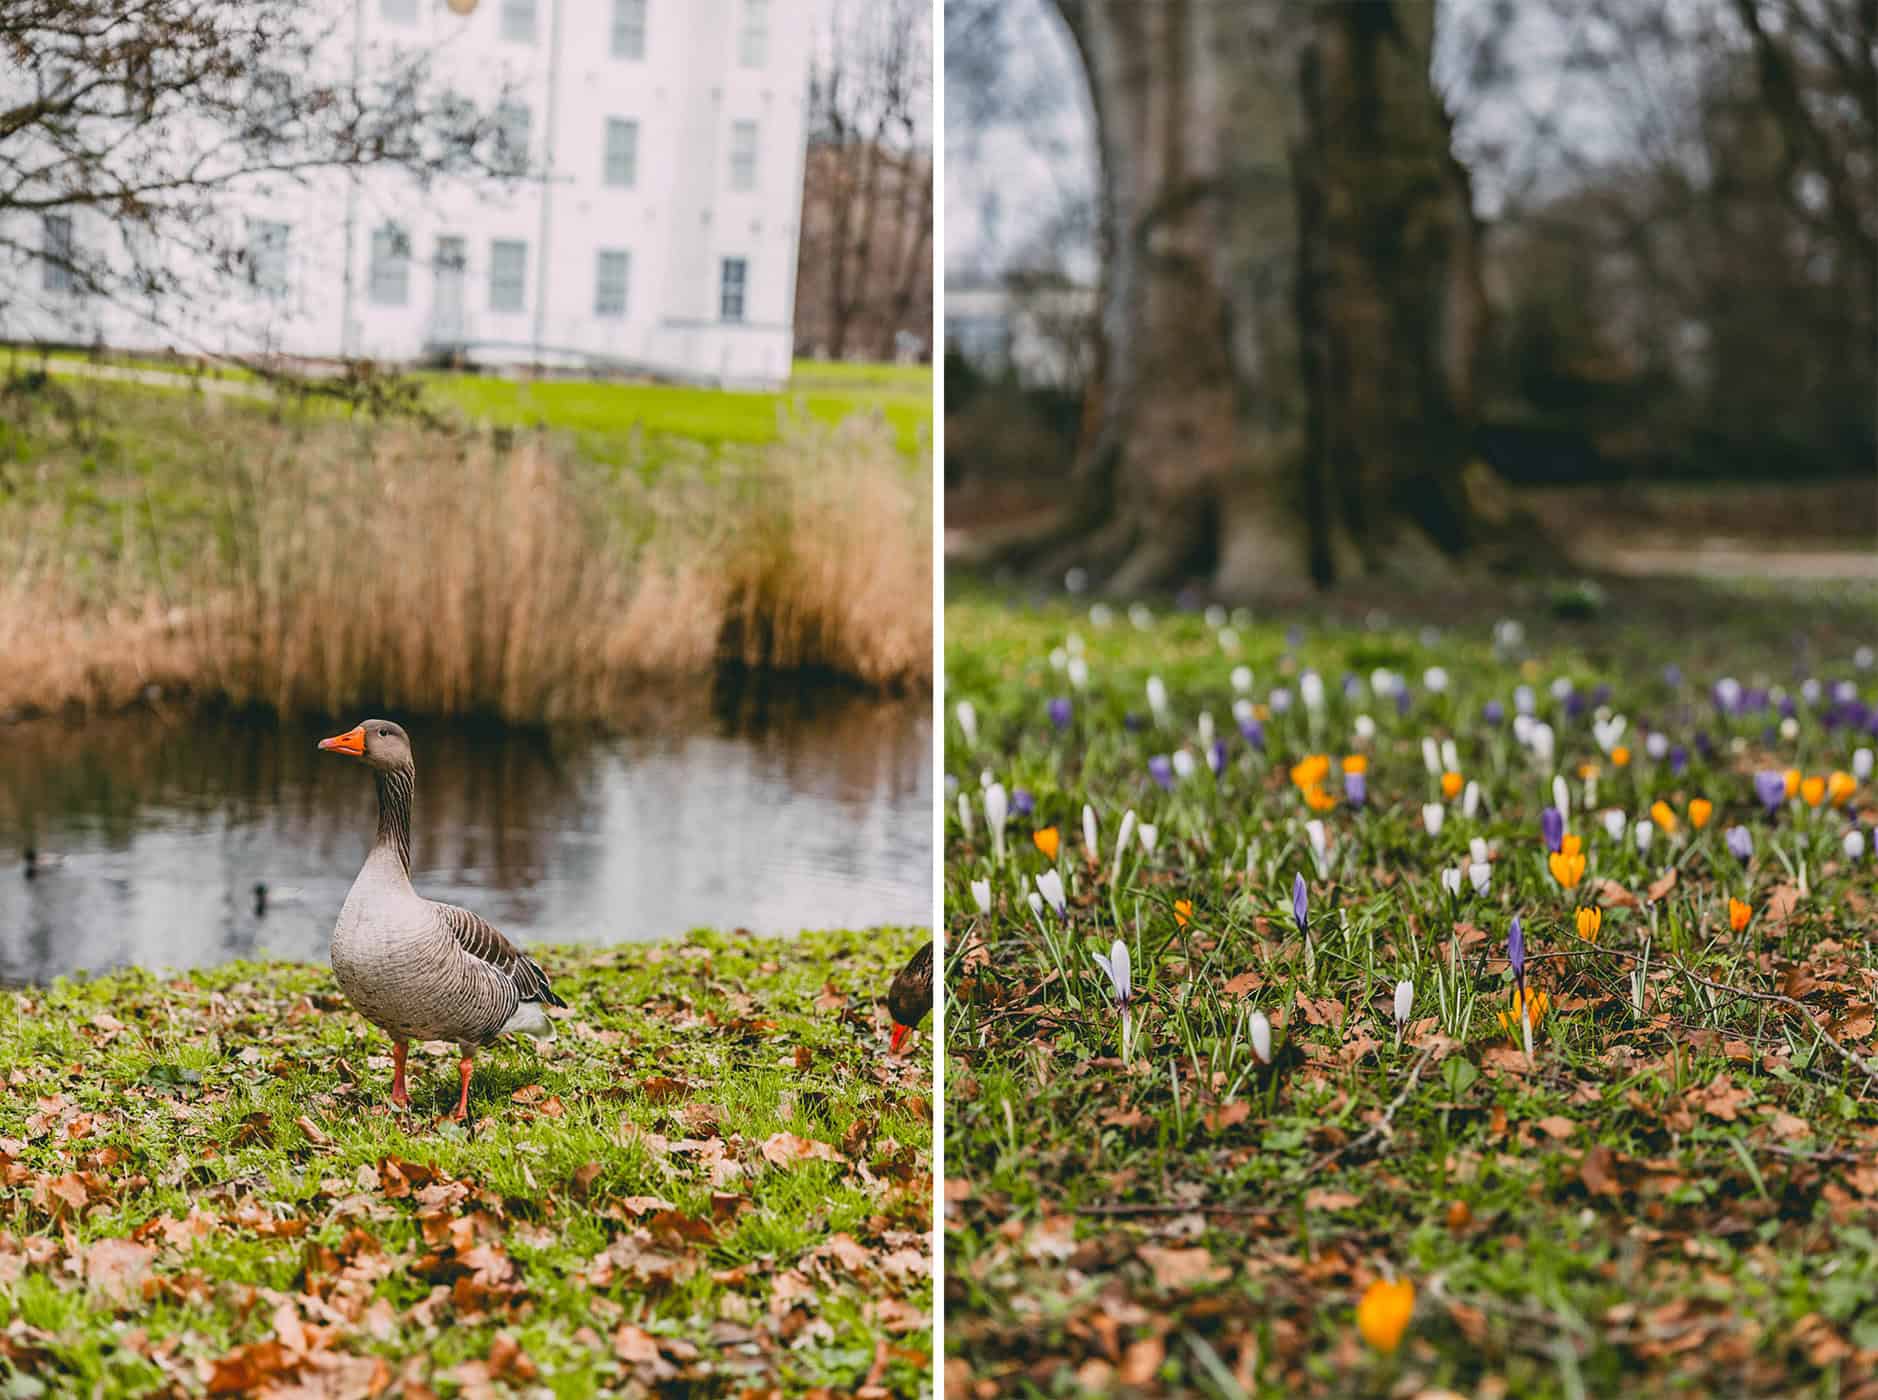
318, 724, 366, 756
889, 1022, 911, 1055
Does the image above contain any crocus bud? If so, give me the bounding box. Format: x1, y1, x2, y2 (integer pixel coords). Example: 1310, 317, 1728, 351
1646, 732, 1669, 760
1301, 672, 1325, 711
1423, 803, 1445, 836
1725, 825, 1752, 864
1422, 737, 1441, 775
957, 793, 974, 838
1425, 667, 1449, 693
1137, 823, 1159, 857
1468, 861, 1491, 895
970, 880, 992, 914
1172, 750, 1196, 781
1552, 776, 1571, 818
1854, 747, 1874, 781
1530, 724, 1556, 764
1355, 714, 1376, 741
1198, 711, 1215, 747
955, 701, 978, 746
1292, 873, 1309, 936
1846, 829, 1868, 861
1462, 781, 1480, 819
984, 784, 1009, 861
1394, 980, 1414, 1026
1442, 739, 1461, 773
1068, 657, 1089, 689
1441, 867, 1462, 896
1470, 836, 1490, 866
1249, 1010, 1273, 1065
1028, 891, 1043, 918
1603, 809, 1626, 841
1146, 675, 1168, 725
1231, 665, 1253, 693
1635, 821, 1654, 853
1541, 807, 1565, 853
1036, 870, 1066, 917
1083, 804, 1100, 864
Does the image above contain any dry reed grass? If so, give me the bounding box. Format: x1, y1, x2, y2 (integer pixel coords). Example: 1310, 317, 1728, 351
0, 393, 931, 724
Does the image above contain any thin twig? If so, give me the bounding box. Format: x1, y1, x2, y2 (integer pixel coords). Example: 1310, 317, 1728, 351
1300, 1044, 1438, 1177
1659, 955, 1878, 1097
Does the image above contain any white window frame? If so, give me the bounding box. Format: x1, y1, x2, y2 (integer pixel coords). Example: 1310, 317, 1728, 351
42, 214, 74, 294
380, 0, 418, 25
489, 238, 528, 313
594, 249, 630, 318
495, 101, 531, 174
728, 120, 758, 192
737, 0, 768, 67
369, 223, 410, 306
603, 118, 639, 188
719, 257, 747, 323
501, 0, 537, 43
611, 0, 647, 59
247, 219, 291, 299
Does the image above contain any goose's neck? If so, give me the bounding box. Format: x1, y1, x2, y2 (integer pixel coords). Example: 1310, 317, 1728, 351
373, 764, 416, 878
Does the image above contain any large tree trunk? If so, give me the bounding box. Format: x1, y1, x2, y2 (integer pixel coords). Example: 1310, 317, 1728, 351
1048, 0, 1484, 593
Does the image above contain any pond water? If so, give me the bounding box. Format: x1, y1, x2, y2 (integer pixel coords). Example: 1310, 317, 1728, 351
0, 683, 931, 983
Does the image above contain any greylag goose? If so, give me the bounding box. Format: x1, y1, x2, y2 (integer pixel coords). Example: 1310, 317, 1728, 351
886, 941, 933, 1054
318, 719, 566, 1119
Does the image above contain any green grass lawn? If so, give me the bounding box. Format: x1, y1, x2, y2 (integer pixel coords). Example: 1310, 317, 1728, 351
0, 928, 932, 1397
943, 584, 1878, 1397
19, 348, 932, 461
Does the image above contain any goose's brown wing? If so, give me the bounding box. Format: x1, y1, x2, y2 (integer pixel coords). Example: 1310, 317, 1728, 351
887, 941, 933, 1027
434, 903, 568, 1008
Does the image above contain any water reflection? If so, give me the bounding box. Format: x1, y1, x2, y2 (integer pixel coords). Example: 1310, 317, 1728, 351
0, 685, 930, 982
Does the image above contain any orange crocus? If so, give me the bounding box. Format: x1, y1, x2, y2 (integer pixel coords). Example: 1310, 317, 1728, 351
1356, 1277, 1416, 1354
1174, 899, 1192, 928
1576, 906, 1602, 942
1801, 776, 1826, 807
1290, 754, 1331, 792
1784, 768, 1802, 798
1612, 746, 1631, 767
1441, 770, 1464, 800
1689, 798, 1712, 829
1033, 827, 1060, 861
1729, 898, 1752, 933
1549, 833, 1585, 890
1304, 784, 1338, 812
1497, 986, 1550, 1038
1342, 754, 1369, 775
1650, 800, 1678, 834
1827, 771, 1856, 807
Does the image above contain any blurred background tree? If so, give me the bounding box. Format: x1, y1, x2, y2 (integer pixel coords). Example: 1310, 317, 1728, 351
946, 0, 1876, 594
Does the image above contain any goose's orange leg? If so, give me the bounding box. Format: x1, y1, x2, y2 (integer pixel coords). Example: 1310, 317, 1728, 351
448, 1054, 474, 1121
390, 1041, 410, 1108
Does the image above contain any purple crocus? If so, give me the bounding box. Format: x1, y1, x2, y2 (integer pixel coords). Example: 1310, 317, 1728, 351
1148, 754, 1174, 791
1124, 712, 1146, 733
1662, 664, 1682, 688
1344, 769, 1367, 807
1292, 873, 1309, 937
1725, 825, 1753, 864
1208, 740, 1228, 778
1239, 716, 1266, 752
1012, 789, 1035, 818
1753, 770, 1787, 815
1694, 730, 1714, 759
1669, 744, 1688, 775
1540, 806, 1565, 854
1483, 699, 1505, 726
1395, 688, 1412, 716
1508, 914, 1525, 988
1048, 697, 1073, 731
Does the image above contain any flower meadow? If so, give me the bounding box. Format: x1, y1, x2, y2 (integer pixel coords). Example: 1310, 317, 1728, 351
942, 590, 1878, 1397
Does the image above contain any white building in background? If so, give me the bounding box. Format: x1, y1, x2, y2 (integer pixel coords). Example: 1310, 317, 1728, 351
5, 0, 813, 389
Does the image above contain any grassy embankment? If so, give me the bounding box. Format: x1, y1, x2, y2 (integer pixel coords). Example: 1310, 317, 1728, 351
943, 583, 1878, 1397
0, 358, 932, 722
0, 928, 932, 1397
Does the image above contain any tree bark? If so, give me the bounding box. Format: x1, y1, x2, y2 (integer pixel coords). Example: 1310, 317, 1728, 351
1048, 0, 1484, 594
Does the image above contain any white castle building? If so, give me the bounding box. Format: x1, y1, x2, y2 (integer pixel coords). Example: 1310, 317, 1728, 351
5, 0, 814, 389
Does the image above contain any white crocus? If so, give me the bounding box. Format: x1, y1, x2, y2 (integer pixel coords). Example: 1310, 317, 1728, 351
1779, 717, 1800, 741
1066, 631, 1085, 656
1146, 675, 1169, 726
1112, 810, 1138, 882
1422, 803, 1446, 836
1270, 687, 1293, 713
1036, 870, 1067, 917
1441, 867, 1463, 897
1371, 668, 1397, 698
1231, 665, 1254, 693
1424, 667, 1449, 694
1512, 713, 1535, 745
1394, 979, 1415, 1028
1027, 891, 1044, 918
1198, 711, 1215, 747
1470, 836, 1490, 866
1218, 627, 1241, 653
1171, 750, 1197, 781
1205, 605, 1227, 628
1305, 820, 1330, 876
1550, 677, 1573, 702
1635, 820, 1654, 854
1715, 676, 1742, 710
1068, 657, 1090, 689
1854, 747, 1873, 781
1514, 683, 1535, 715
1129, 603, 1153, 630
1090, 603, 1114, 627
1552, 775, 1571, 818
1857, 645, 1874, 670
1232, 698, 1256, 729
1354, 714, 1377, 742
1083, 804, 1100, 865
970, 880, 992, 914
1462, 780, 1481, 819
1441, 739, 1461, 773
1845, 829, 1868, 861
984, 783, 1009, 863
1092, 939, 1132, 1004
1593, 716, 1625, 753
1422, 737, 1442, 775
956, 793, 974, 839
1603, 808, 1627, 842
1530, 724, 1556, 765
1646, 732, 1669, 760
1468, 861, 1491, 895
1248, 1010, 1273, 1066
1301, 672, 1326, 711
1137, 823, 1159, 858
1049, 647, 1067, 672
955, 701, 978, 746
